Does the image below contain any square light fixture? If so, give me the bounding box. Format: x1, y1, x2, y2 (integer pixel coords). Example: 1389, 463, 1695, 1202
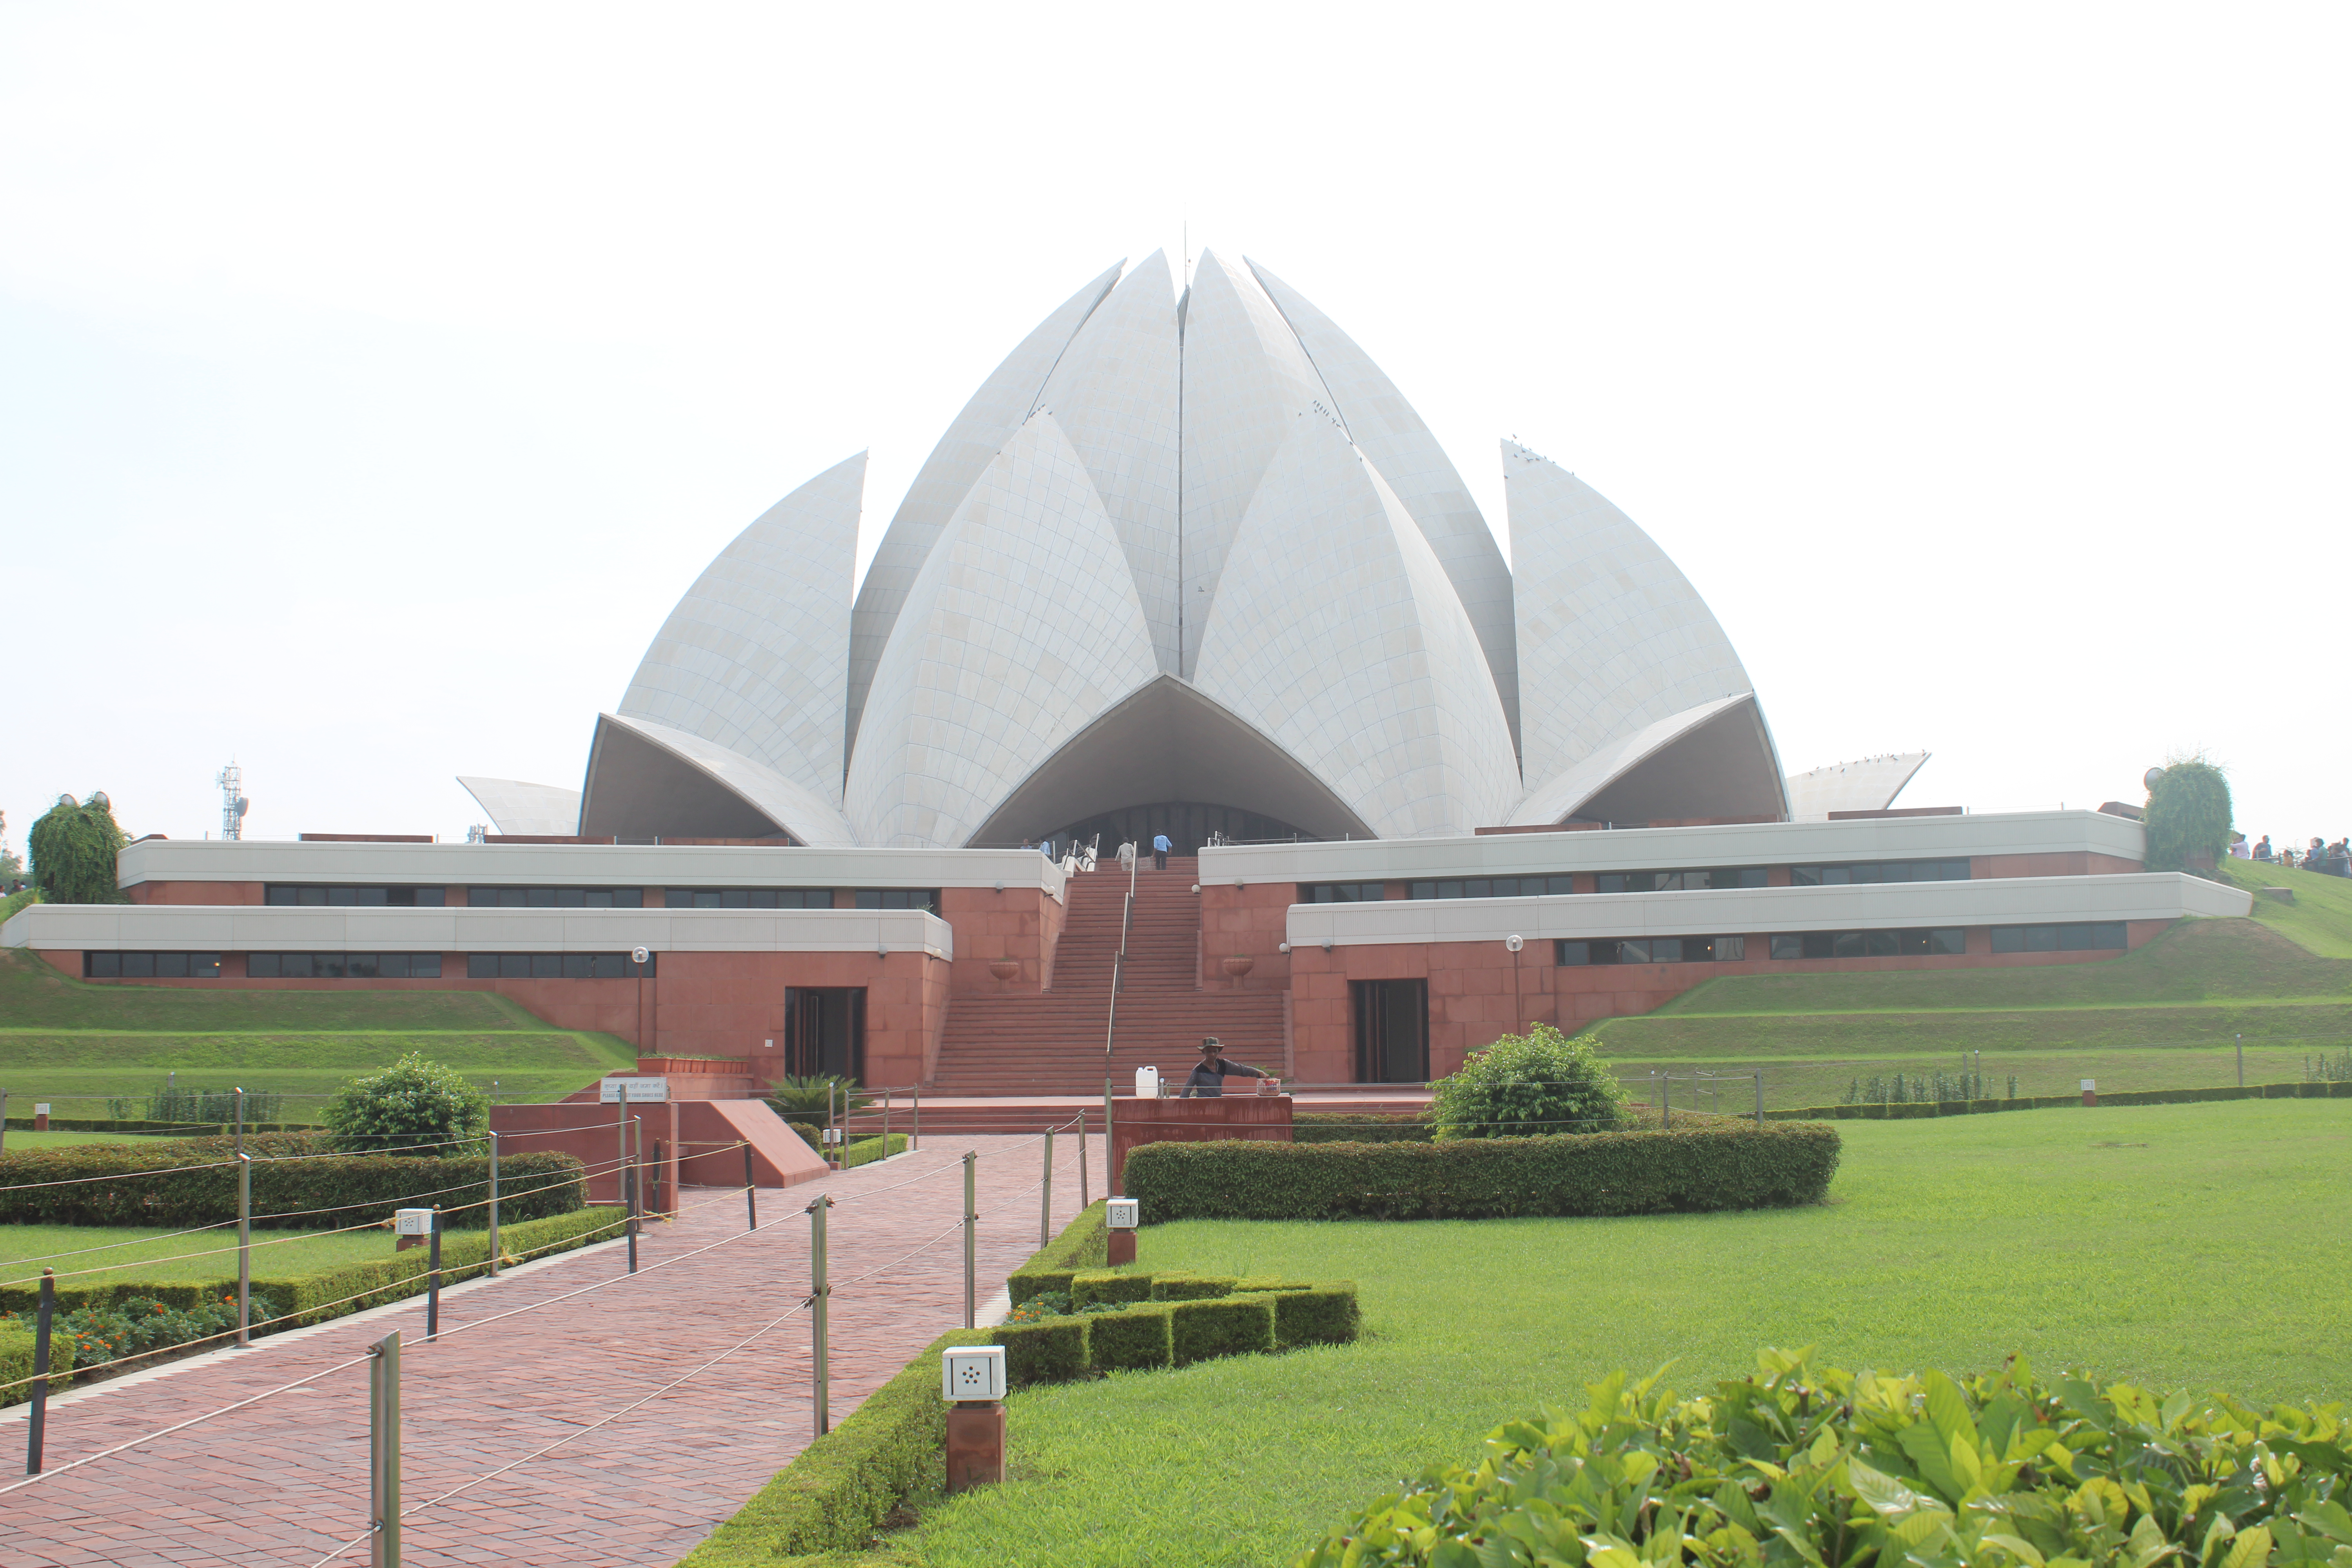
1105, 1198, 1140, 1229
942, 1345, 1007, 1402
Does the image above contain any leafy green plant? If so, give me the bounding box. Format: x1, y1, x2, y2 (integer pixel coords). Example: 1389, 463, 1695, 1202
1296, 1345, 2352, 1567
762, 1075, 871, 1132
145, 1083, 285, 1125
41, 1293, 276, 1367
1428, 1025, 1627, 1138
321, 1052, 489, 1153
26, 793, 128, 905
2145, 755, 2235, 874
1843, 1071, 1989, 1105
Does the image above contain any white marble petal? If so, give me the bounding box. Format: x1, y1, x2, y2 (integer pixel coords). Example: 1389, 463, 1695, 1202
1509, 695, 1749, 826
1506, 440, 1757, 792
455, 777, 582, 837
844, 413, 1160, 848
1177, 250, 1339, 677
1785, 753, 1931, 820
1248, 258, 1519, 749
1032, 253, 1182, 673
617, 451, 862, 801
1194, 421, 1521, 838
590, 713, 859, 846
845, 261, 1123, 759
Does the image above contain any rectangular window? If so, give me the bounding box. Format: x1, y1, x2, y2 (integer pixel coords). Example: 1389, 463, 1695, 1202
1793, 860, 1974, 888
465, 952, 653, 980
152, 952, 188, 977
499, 954, 531, 978
248, 952, 279, 978
468, 954, 497, 978
592, 953, 624, 978
1694, 935, 1746, 961
85, 951, 121, 976
1991, 925, 2024, 954
664, 887, 830, 909
344, 953, 379, 978
266, 886, 445, 907
283, 954, 317, 978
563, 953, 593, 979
1770, 934, 1804, 960
2025, 925, 2060, 952
470, 886, 644, 908
120, 952, 155, 977
1804, 932, 1837, 959
1556, 939, 1590, 966
855, 888, 939, 912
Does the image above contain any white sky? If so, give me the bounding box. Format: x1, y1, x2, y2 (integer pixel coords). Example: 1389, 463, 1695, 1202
3, 4, 2346, 854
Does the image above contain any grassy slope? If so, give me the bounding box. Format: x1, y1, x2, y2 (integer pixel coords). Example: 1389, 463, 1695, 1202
903, 1099, 2352, 1568
0, 950, 635, 1110
2216, 856, 2352, 958
1588, 918, 2352, 1106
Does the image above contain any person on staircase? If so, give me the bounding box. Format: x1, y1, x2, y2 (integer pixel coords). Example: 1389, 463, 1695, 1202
1152, 831, 1171, 871
1181, 1037, 1273, 1097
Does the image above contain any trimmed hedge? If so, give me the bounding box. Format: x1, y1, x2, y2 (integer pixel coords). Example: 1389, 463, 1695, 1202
1149, 1273, 1239, 1301
0, 1317, 79, 1406
678, 1328, 962, 1567
1005, 1199, 1108, 1304
1777, 1078, 2352, 1121
1293, 1112, 1432, 1144
1083, 1305, 1175, 1373
1169, 1294, 1273, 1365
1123, 1123, 1841, 1221
0, 1136, 585, 1229
1256, 1285, 1359, 1348
0, 1206, 627, 1325
1071, 1269, 1153, 1308
993, 1317, 1089, 1387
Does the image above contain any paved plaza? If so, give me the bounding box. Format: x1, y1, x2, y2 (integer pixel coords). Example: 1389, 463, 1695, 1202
2, 1132, 1094, 1567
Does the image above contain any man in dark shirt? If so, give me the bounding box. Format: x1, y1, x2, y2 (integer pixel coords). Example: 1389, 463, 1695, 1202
1181, 1036, 1272, 1097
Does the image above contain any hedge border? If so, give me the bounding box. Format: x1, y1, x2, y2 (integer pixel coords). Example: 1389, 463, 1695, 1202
1772, 1078, 2352, 1121
986, 1272, 1361, 1385
1005, 1199, 1108, 1304
1123, 1123, 1841, 1222
0, 1318, 80, 1406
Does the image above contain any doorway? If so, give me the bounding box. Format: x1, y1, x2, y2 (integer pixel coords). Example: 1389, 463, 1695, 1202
1350, 978, 1428, 1083
784, 987, 867, 1083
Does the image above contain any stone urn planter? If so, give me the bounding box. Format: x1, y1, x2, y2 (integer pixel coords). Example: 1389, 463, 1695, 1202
988, 959, 1020, 988
1220, 955, 1255, 988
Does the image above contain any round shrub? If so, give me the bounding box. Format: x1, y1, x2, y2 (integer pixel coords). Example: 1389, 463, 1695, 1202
1428, 1025, 1626, 1138
321, 1052, 490, 1154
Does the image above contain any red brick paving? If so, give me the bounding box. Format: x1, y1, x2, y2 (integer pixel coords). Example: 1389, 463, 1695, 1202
1, 1132, 1095, 1567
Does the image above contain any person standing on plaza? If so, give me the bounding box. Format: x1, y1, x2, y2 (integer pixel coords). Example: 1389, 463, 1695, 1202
1180, 1037, 1273, 1097
1152, 831, 1171, 870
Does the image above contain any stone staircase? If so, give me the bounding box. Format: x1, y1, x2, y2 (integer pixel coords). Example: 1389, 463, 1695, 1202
926, 857, 1287, 1094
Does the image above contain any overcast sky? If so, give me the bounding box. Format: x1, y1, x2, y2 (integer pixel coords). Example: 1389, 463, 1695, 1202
4, 4, 2345, 856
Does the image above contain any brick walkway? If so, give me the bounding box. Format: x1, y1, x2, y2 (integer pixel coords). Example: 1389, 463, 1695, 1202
2, 1131, 1096, 1567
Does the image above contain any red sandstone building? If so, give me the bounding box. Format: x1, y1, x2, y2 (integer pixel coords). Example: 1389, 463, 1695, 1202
2, 808, 2247, 1096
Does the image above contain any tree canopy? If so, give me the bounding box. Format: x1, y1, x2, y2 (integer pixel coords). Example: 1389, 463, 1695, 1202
27, 793, 129, 904
2143, 756, 2233, 874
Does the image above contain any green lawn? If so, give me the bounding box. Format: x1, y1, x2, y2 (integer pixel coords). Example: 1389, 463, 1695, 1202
0, 949, 637, 1114
902, 1098, 2352, 1568
2219, 856, 2352, 958
0, 1221, 403, 1291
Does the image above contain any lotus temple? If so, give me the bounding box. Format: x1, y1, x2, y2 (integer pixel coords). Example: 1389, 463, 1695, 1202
5, 250, 2249, 1099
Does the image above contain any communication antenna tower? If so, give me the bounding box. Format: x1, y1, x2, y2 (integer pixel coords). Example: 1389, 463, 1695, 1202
216, 763, 250, 841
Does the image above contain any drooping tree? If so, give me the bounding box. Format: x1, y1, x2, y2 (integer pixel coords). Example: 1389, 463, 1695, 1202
2143, 756, 2233, 874
27, 793, 129, 904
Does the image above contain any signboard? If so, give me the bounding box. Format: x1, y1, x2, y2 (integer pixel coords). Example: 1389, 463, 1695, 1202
599, 1076, 670, 1103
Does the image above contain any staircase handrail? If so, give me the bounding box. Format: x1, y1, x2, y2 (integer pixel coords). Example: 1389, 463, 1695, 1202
1103, 841, 1139, 1060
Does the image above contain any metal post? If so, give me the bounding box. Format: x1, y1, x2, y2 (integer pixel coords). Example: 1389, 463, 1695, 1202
615, 1082, 628, 1202
962, 1150, 977, 1329
1104, 1078, 1119, 1196
883, 1088, 892, 1158
744, 1144, 758, 1232
1755, 1073, 1764, 1126
626, 1116, 642, 1274
2237, 1033, 2244, 1088
486, 1131, 501, 1278
236, 1152, 252, 1346
369, 1332, 401, 1568
425, 1208, 443, 1341
1661, 1071, 1670, 1131
25, 1269, 53, 1473
1040, 1126, 1054, 1246
828, 1082, 838, 1167
1, 1087, 9, 1155
809, 1195, 832, 1435
911, 1086, 920, 1152
1078, 1110, 1089, 1209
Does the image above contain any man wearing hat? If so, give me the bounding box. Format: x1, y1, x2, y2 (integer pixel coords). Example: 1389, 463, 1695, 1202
1180, 1036, 1274, 1098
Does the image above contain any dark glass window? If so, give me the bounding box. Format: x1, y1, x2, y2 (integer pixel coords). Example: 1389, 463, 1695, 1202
83, 951, 223, 978
664, 887, 833, 909
470, 887, 643, 908
466, 952, 654, 979
1303, 882, 1387, 903
855, 888, 939, 912
1691, 935, 1747, 961
1406, 876, 1575, 900
266, 886, 445, 907
1595, 867, 1768, 894
1558, 935, 1737, 965
1791, 860, 1971, 887
1900, 928, 1967, 956
1770, 934, 1804, 960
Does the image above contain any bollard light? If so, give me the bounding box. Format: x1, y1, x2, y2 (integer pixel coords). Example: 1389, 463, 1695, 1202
393, 1207, 436, 1253
942, 1346, 1008, 1493
942, 1346, 1006, 1402
1106, 1198, 1140, 1229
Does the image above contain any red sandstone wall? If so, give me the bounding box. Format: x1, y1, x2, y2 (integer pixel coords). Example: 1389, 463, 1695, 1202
940, 886, 1065, 995
1198, 882, 1297, 987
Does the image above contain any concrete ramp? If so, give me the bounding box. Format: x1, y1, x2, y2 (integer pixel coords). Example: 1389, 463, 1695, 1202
679, 1099, 828, 1189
